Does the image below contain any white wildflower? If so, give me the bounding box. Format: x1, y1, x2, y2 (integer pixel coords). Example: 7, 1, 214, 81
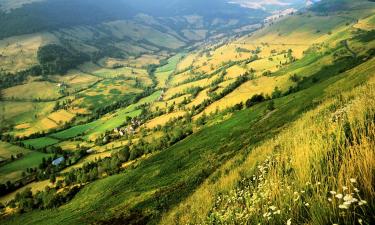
354, 188, 360, 193
328, 198, 332, 202
343, 186, 348, 191
343, 194, 352, 201
358, 200, 367, 206
330, 191, 336, 195
305, 202, 310, 207
287, 218, 292, 225
343, 194, 358, 204
335, 193, 343, 199
339, 204, 349, 209
350, 178, 357, 183
269, 206, 277, 211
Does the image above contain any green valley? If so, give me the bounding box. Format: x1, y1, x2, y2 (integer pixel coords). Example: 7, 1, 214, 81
0, 0, 374, 224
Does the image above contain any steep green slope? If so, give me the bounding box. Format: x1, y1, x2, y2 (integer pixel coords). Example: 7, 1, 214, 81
3, 41, 374, 225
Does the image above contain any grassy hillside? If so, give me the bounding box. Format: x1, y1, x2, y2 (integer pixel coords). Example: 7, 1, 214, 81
162, 58, 375, 225
3, 33, 375, 224
0, 0, 374, 224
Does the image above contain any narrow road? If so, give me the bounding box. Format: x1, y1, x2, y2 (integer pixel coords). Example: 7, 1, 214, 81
343, 40, 357, 58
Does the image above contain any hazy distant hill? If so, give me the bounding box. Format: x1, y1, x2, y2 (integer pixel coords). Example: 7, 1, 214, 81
0, 0, 267, 40
229, 0, 308, 11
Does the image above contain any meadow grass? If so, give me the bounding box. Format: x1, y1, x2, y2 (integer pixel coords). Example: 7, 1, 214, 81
84, 109, 142, 141
2, 81, 62, 101
22, 137, 60, 150
51, 91, 162, 140
176, 53, 198, 71
145, 111, 186, 129
202, 80, 375, 225
156, 53, 184, 73
0, 101, 54, 127
0, 32, 57, 72
151, 94, 190, 111
161, 57, 375, 225
169, 71, 194, 86
5, 45, 374, 225
0, 180, 53, 205
0, 142, 31, 160
47, 110, 75, 125
0, 151, 52, 183
50, 122, 101, 140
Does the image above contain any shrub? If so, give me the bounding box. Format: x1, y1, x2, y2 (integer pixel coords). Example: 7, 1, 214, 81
267, 100, 275, 111
246, 94, 265, 108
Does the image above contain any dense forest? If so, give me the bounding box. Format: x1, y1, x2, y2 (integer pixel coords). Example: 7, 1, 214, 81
0, 0, 133, 39
37, 44, 89, 75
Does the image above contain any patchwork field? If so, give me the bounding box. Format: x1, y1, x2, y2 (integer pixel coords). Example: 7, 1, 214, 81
201, 76, 290, 116
47, 110, 75, 125
86, 66, 148, 80
155, 54, 185, 88
48, 90, 162, 142
0, 142, 31, 161
0, 32, 58, 72
0, 101, 55, 125
152, 94, 191, 111
146, 111, 186, 129
99, 54, 164, 68
0, 179, 53, 204
22, 137, 60, 150
0, 151, 52, 183
49, 71, 101, 92
354, 14, 375, 31
169, 71, 194, 86
176, 52, 198, 71
2, 81, 62, 101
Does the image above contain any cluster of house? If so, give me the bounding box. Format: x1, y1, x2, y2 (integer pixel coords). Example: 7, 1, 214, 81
113, 118, 142, 137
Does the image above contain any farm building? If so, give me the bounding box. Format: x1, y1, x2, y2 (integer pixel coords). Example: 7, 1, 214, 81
86, 149, 95, 154
52, 157, 65, 166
